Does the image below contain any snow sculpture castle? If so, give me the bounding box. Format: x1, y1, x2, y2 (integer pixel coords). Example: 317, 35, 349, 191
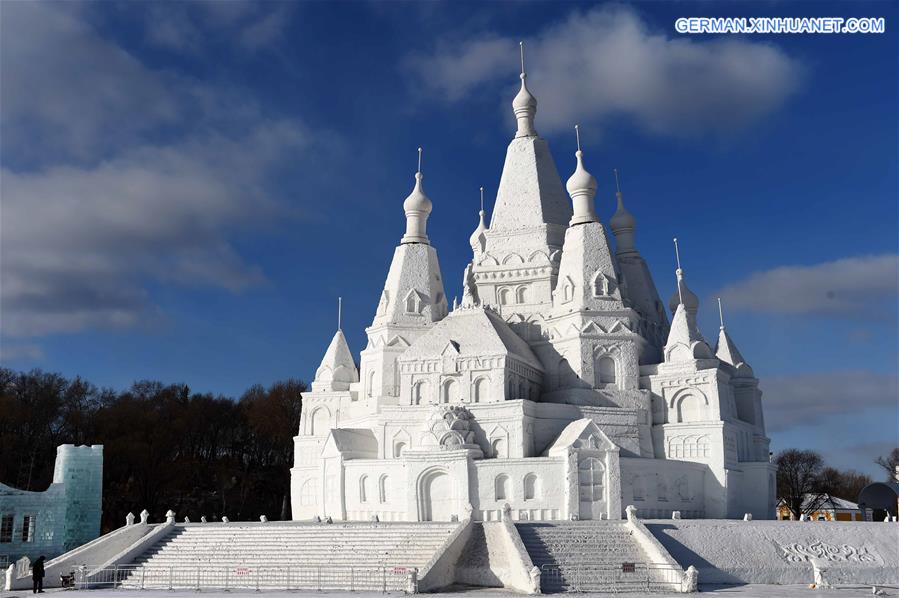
291, 49, 775, 523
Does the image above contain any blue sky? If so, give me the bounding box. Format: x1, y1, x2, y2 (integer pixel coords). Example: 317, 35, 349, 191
1, 1, 896, 479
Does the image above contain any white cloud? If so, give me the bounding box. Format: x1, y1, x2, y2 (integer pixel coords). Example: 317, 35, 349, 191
405, 5, 802, 137
0, 2, 181, 165
0, 343, 45, 362
0, 3, 320, 339
763, 371, 898, 432
139, 2, 293, 54
715, 254, 899, 317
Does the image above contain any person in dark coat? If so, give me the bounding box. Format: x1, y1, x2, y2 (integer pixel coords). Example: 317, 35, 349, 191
32, 556, 46, 593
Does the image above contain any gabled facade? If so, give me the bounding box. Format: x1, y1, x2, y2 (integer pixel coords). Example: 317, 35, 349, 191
291, 51, 775, 524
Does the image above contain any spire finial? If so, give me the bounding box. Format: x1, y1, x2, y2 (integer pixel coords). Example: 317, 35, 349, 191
673, 237, 684, 305
519, 41, 525, 76
614, 168, 621, 194
417, 147, 422, 174
512, 41, 537, 137
717, 297, 725, 329
337, 296, 343, 331
575, 124, 581, 152
479, 186, 484, 212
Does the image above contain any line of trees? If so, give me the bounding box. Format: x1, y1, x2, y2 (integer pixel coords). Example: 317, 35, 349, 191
774, 448, 896, 519
0, 368, 304, 532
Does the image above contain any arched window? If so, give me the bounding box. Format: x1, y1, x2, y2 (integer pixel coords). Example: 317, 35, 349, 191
596, 356, 616, 386
657, 475, 668, 502
578, 458, 605, 502
300, 478, 318, 506
359, 475, 369, 503
562, 281, 574, 302
676, 394, 704, 422
379, 475, 389, 503
310, 408, 329, 436
393, 442, 407, 458
516, 286, 528, 304
491, 437, 507, 459
499, 288, 511, 305
442, 379, 457, 403
518, 381, 525, 401
367, 371, 376, 397
413, 381, 427, 405
524, 473, 539, 500
593, 272, 612, 297
495, 474, 511, 500
473, 377, 487, 403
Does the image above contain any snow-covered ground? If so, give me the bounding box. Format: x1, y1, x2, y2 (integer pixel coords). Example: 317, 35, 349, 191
3, 586, 898, 598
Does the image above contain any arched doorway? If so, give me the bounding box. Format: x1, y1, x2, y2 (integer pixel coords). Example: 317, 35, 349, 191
419, 469, 454, 521
578, 457, 606, 520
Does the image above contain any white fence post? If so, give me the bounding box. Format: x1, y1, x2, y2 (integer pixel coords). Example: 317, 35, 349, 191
168, 566, 173, 591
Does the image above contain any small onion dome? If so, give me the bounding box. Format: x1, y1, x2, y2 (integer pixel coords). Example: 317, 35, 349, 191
513, 73, 537, 137
669, 269, 700, 314
513, 73, 537, 112
469, 210, 487, 249
403, 172, 432, 215
565, 150, 597, 197
610, 194, 636, 231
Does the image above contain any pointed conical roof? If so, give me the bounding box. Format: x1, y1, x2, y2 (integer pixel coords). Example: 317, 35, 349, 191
664, 303, 713, 363
715, 327, 753, 377
313, 329, 358, 391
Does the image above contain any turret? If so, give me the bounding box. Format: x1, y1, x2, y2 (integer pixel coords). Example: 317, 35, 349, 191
312, 299, 359, 392
664, 239, 712, 362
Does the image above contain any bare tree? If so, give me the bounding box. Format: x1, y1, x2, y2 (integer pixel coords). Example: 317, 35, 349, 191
775, 449, 831, 519
875, 448, 899, 483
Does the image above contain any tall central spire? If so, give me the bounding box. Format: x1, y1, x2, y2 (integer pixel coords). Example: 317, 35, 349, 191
513, 41, 537, 138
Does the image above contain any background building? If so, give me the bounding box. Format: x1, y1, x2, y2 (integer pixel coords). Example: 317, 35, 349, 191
0, 444, 103, 564
776, 494, 862, 521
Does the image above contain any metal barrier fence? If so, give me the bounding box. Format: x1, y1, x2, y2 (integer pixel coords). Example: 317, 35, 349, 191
540, 562, 683, 593
76, 565, 417, 593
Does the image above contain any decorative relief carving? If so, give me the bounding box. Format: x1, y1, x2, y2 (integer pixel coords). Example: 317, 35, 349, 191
778, 541, 882, 564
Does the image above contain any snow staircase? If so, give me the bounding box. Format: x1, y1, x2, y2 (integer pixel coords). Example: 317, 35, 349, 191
517, 521, 680, 593
119, 521, 459, 590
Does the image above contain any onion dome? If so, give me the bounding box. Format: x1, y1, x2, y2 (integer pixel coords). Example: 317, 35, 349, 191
668, 268, 699, 314
401, 148, 432, 245
513, 42, 537, 138
565, 126, 598, 225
